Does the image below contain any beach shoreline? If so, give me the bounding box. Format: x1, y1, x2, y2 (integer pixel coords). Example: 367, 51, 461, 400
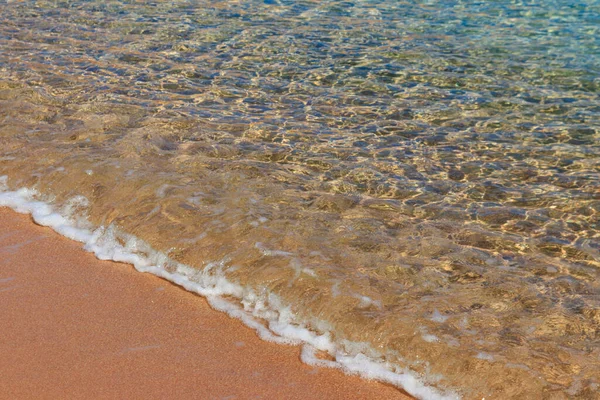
0, 207, 412, 399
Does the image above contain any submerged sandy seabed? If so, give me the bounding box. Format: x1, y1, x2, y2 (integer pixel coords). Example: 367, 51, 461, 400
0, 208, 411, 400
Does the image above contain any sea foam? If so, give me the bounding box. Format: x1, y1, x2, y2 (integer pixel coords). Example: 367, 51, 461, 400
0, 176, 459, 400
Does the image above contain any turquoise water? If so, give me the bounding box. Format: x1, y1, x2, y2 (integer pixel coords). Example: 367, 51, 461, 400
0, 1, 599, 398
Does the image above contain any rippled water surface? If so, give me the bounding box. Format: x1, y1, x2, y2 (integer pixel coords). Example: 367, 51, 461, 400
1, 0, 599, 398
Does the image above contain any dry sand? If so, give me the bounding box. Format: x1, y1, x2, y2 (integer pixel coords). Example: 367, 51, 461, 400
0, 208, 412, 400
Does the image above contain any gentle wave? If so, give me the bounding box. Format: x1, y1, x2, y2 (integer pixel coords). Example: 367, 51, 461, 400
0, 176, 457, 400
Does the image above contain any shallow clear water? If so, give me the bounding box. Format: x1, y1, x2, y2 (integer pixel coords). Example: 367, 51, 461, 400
0, 1, 599, 398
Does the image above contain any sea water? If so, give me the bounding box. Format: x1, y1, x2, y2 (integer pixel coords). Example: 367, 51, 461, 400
0, 1, 598, 398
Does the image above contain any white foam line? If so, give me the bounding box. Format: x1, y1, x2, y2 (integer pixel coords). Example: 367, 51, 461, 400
0, 177, 459, 400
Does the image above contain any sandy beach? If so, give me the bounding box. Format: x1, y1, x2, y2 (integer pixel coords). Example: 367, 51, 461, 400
2, 1, 598, 397
0, 207, 411, 400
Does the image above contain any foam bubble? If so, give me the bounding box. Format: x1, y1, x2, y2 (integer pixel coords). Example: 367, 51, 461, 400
0, 177, 459, 400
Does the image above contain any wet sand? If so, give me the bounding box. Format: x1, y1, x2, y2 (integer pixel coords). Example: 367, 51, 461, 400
0, 208, 411, 400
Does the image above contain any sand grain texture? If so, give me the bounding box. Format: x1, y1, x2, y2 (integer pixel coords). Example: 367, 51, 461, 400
0, 208, 411, 400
